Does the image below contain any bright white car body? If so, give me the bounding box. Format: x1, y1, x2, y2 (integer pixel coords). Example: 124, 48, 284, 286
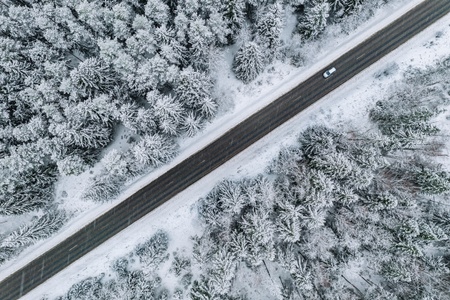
323, 67, 337, 78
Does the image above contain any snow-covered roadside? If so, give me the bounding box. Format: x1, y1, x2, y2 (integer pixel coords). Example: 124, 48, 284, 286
0, 0, 427, 285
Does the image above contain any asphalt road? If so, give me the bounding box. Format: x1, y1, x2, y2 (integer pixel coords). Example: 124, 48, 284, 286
1, 1, 450, 299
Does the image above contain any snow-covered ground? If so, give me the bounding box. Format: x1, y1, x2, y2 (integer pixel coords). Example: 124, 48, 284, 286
6, 0, 450, 298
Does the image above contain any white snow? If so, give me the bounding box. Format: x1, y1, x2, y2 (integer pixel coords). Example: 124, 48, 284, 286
6, 0, 450, 298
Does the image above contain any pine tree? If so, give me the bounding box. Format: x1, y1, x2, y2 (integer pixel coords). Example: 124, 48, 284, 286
148, 91, 184, 135
65, 94, 115, 126
232, 41, 265, 83
298, 1, 330, 40
298, 125, 343, 158
82, 172, 123, 202
174, 11, 190, 45
101, 149, 136, 178
227, 230, 250, 259
50, 120, 112, 149
131, 55, 171, 92
131, 134, 178, 168
1, 210, 66, 249
57, 154, 88, 176
414, 168, 450, 195
190, 276, 217, 300
175, 68, 216, 117
75, 0, 110, 37
207, 8, 231, 46
145, 0, 170, 27
256, 3, 283, 60
134, 230, 169, 270
277, 217, 301, 244
186, 17, 214, 70
367, 191, 398, 211
66, 274, 106, 300
126, 26, 157, 61
328, 0, 347, 12
209, 248, 237, 295
159, 39, 186, 66
181, 111, 204, 137
344, 0, 364, 14
300, 205, 327, 230
69, 57, 118, 97
217, 179, 245, 215
2, 5, 38, 40
369, 99, 440, 146
221, 0, 246, 42
11, 116, 46, 143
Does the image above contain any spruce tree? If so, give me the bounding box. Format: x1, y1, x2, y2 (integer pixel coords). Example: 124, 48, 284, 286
298, 0, 330, 40
232, 41, 265, 83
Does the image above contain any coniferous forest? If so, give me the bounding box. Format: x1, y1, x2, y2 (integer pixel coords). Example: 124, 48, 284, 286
52, 55, 450, 299
1, 0, 389, 265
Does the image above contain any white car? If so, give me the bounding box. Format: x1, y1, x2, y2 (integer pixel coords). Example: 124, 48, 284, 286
323, 67, 336, 78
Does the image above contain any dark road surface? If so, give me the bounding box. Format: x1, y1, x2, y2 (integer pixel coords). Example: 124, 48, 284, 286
1, 1, 450, 299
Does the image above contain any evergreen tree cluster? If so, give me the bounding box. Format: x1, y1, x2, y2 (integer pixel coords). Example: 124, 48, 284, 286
231, 0, 389, 83
190, 63, 450, 299
193, 123, 449, 298
1, 0, 234, 214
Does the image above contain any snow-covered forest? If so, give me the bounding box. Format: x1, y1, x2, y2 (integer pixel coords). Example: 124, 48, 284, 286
46, 54, 450, 299
0, 0, 397, 266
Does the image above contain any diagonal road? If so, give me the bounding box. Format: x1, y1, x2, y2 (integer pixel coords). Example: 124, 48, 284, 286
1, 1, 450, 299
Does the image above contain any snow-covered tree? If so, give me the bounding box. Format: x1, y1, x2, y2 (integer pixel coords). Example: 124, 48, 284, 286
218, 179, 246, 215
65, 94, 115, 126
75, 0, 110, 37
209, 248, 237, 294
298, 0, 330, 40
256, 3, 284, 60
134, 230, 169, 271
175, 68, 217, 117
11, 116, 46, 143
82, 172, 123, 202
69, 57, 118, 97
232, 41, 265, 83
207, 8, 231, 46
221, 0, 246, 42
328, 0, 347, 12
190, 276, 217, 300
344, 0, 365, 14
298, 125, 343, 158
414, 167, 450, 195
65, 274, 106, 300
126, 26, 156, 60
1, 210, 66, 250
101, 149, 138, 179
181, 111, 204, 137
159, 39, 187, 66
50, 121, 112, 149
133, 54, 172, 92
227, 230, 250, 259
277, 217, 301, 244
186, 17, 214, 70
145, 0, 170, 26
111, 3, 133, 40
148, 91, 184, 135
57, 154, 88, 176
131, 134, 178, 168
